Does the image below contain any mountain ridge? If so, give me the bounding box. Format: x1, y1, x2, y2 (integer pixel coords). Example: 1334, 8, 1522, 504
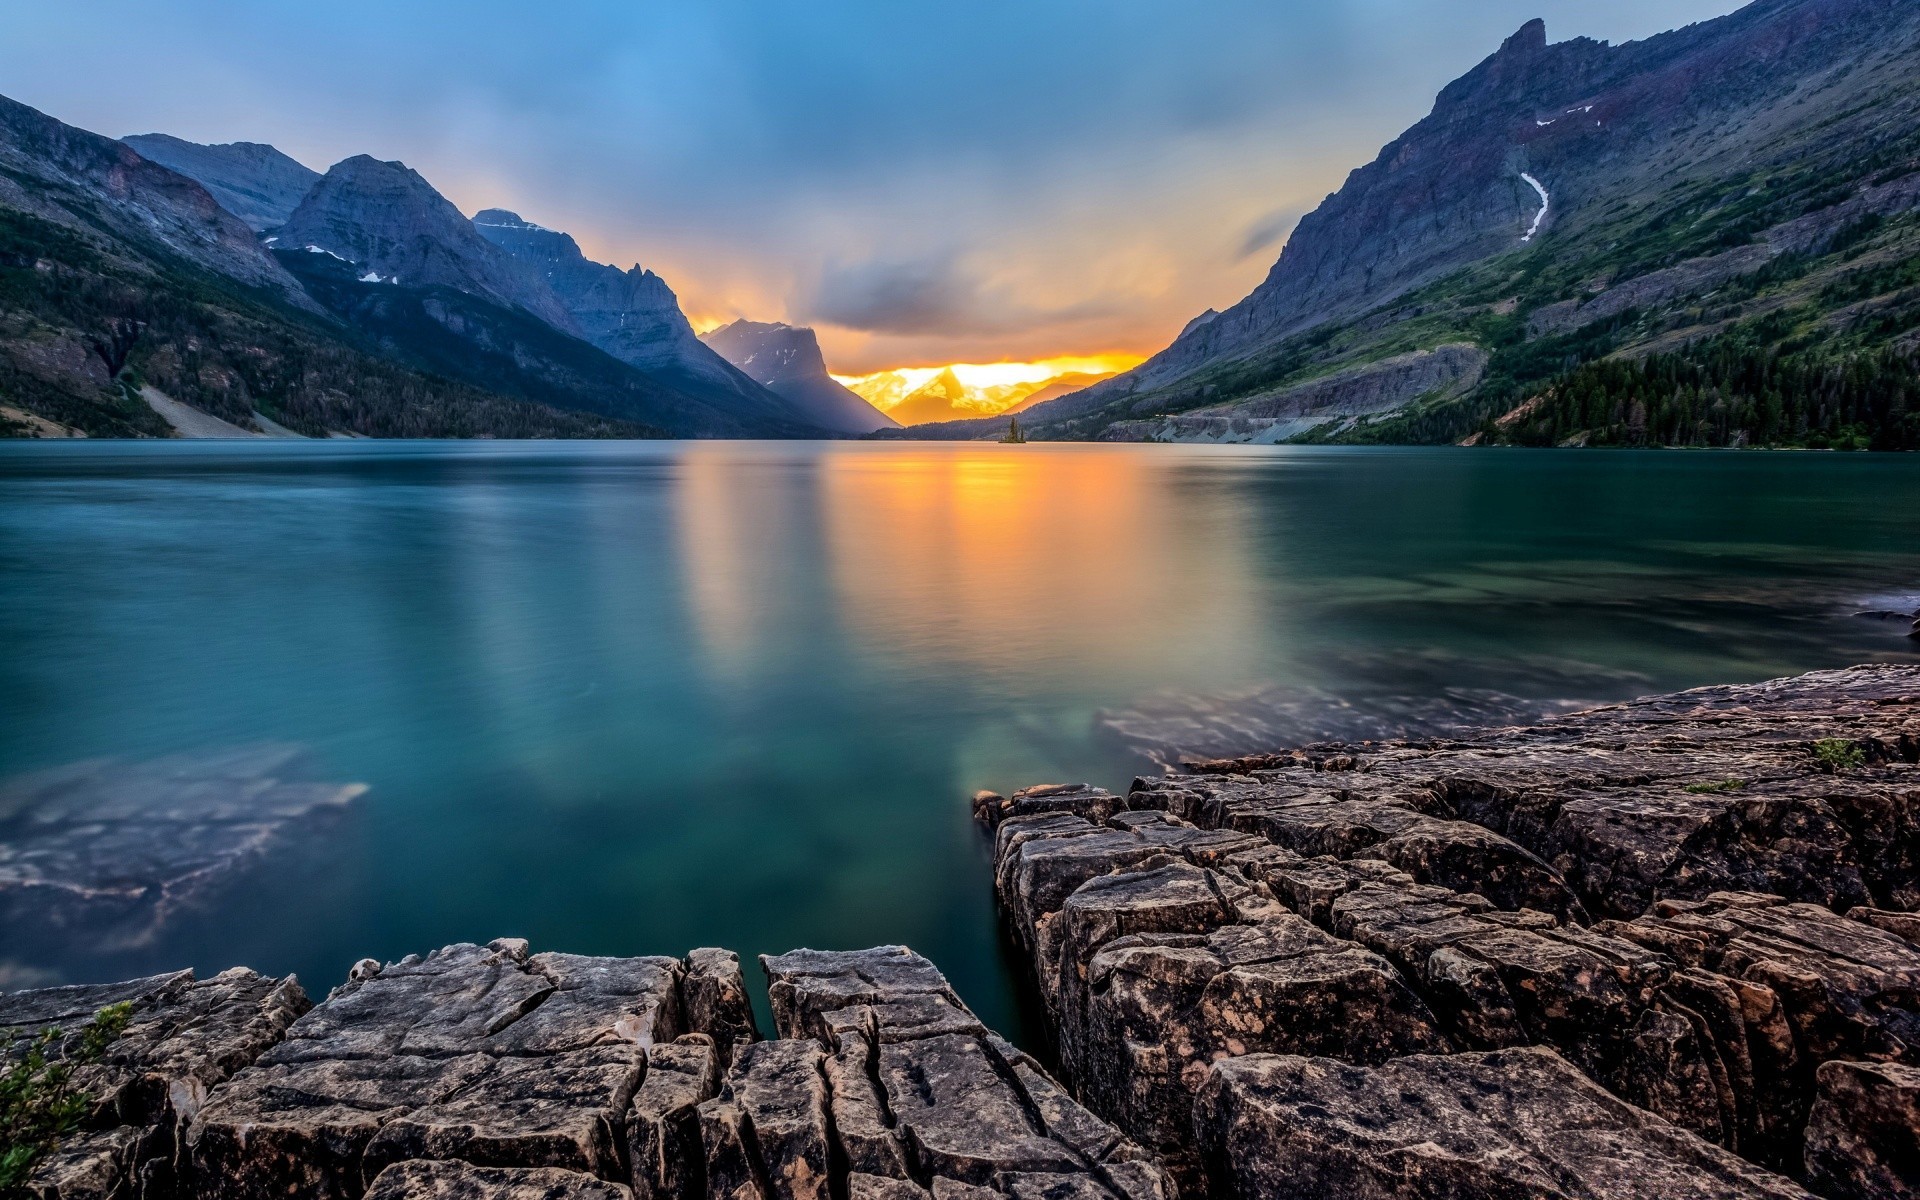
120, 134, 319, 232
699, 318, 897, 433
1001, 0, 1920, 449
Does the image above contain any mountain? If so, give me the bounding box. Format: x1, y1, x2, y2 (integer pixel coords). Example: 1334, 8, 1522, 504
470, 210, 810, 431
1004, 371, 1116, 413
120, 134, 320, 232
1007, 0, 1920, 450
0, 94, 657, 438
885, 368, 977, 426
265, 168, 816, 437
699, 319, 897, 433
274, 158, 579, 332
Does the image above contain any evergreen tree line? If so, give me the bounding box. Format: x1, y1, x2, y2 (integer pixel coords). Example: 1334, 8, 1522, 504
1495, 335, 1920, 451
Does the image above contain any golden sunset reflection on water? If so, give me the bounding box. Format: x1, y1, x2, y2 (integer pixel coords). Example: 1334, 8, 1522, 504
669, 443, 1272, 692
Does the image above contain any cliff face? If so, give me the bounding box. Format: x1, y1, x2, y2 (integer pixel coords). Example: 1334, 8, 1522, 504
0, 95, 316, 311
120, 134, 320, 232
1025, 0, 1920, 440
276, 159, 579, 332
700, 318, 898, 434
472, 211, 813, 430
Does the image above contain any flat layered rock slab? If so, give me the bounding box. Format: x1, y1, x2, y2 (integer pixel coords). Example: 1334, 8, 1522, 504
364, 1160, 634, 1200
1128, 665, 1920, 919
185, 939, 749, 1200
1195, 1047, 1813, 1200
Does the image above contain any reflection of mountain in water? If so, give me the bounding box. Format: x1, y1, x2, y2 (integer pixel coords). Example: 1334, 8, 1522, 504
0, 746, 365, 973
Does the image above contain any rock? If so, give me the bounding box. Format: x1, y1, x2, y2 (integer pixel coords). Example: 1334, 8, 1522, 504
1850, 906, 1920, 945
363, 1046, 644, 1180
680, 949, 758, 1065
847, 1176, 931, 1200
364, 1160, 634, 1200
628, 1037, 722, 1200
1194, 1047, 1814, 1200
1128, 665, 1920, 918
23, 1127, 143, 1200
186, 941, 684, 1200
1803, 1059, 1920, 1200
974, 784, 1122, 832
1068, 916, 1444, 1183
762, 946, 983, 1049
190, 1053, 498, 1200
1, 966, 309, 1200
1609, 893, 1920, 1090
1128, 774, 1583, 919
762, 946, 1171, 1200
698, 1039, 831, 1200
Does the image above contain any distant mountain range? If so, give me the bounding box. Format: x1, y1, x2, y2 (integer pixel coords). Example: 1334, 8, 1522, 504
843, 366, 1120, 426
904, 0, 1919, 449
0, 102, 831, 438
699, 319, 896, 434
8, 0, 1917, 446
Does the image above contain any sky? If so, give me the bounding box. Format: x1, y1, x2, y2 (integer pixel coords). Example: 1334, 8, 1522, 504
4, 1, 1747, 375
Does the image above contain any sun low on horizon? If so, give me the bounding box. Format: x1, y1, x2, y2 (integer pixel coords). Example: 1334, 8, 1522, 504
831, 354, 1146, 417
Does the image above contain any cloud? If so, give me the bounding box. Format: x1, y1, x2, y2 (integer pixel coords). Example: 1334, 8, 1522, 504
805, 255, 1119, 340
1236, 208, 1303, 262
808, 257, 977, 337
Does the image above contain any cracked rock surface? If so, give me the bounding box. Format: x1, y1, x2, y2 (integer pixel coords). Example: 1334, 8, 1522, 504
989, 666, 1920, 1200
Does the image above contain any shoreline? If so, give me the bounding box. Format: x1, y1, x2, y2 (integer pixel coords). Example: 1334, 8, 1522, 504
7, 664, 1917, 1200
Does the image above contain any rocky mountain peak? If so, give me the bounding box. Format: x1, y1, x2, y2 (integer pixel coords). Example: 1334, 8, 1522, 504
700, 318, 897, 433
276, 157, 578, 330
1502, 18, 1548, 58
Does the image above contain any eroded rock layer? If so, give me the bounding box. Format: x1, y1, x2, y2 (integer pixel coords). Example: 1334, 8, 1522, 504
984, 665, 1920, 1200
8, 943, 1164, 1200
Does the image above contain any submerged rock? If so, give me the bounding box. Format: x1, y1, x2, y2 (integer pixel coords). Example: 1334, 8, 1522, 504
0, 745, 366, 960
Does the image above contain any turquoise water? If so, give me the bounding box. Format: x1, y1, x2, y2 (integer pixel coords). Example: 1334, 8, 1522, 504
2, 441, 1917, 1037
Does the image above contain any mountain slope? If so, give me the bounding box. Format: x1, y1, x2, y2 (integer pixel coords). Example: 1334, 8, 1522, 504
0, 96, 658, 438
120, 134, 320, 231
700, 318, 896, 433
470, 210, 815, 433
1004, 371, 1115, 413
276, 158, 579, 332
269, 173, 814, 437
1012, 0, 1920, 448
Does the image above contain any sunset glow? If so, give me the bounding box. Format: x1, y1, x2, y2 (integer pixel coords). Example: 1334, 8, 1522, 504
833, 354, 1144, 416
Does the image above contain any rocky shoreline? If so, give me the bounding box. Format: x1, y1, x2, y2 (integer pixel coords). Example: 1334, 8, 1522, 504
4, 665, 1917, 1200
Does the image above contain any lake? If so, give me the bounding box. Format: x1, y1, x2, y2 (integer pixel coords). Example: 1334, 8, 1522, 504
2, 441, 1916, 1040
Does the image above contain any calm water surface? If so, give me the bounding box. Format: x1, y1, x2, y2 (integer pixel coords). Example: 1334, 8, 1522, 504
2, 441, 1917, 1038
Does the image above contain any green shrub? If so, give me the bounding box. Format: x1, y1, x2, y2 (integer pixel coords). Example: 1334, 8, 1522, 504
0, 1002, 132, 1191
1683, 778, 1747, 794
1811, 738, 1867, 770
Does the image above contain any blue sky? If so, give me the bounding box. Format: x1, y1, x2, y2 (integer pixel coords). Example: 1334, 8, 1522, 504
6, 1, 1744, 371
